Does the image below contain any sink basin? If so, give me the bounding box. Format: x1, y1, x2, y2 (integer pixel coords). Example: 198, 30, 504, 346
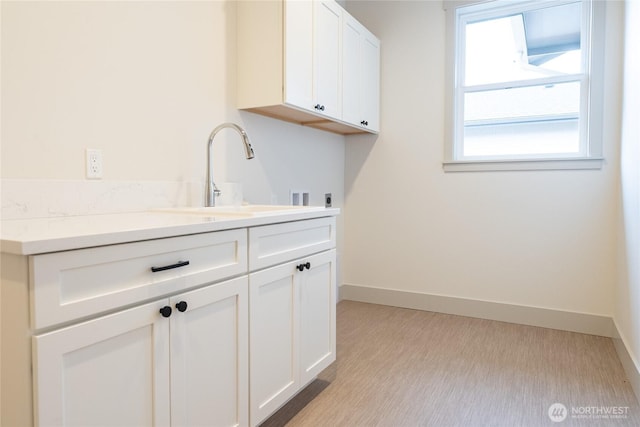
157, 205, 326, 217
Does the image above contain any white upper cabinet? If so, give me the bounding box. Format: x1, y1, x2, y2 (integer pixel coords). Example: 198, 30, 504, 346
342, 11, 380, 132
237, 0, 380, 135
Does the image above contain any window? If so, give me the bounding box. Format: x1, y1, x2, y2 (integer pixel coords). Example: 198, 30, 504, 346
444, 0, 605, 171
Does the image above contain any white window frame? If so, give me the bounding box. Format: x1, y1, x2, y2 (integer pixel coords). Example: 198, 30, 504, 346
443, 0, 605, 172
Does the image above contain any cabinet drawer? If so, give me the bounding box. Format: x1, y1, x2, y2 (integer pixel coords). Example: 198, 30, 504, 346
30, 229, 247, 329
249, 217, 336, 270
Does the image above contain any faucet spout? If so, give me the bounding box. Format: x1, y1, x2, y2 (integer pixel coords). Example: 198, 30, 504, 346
205, 123, 255, 207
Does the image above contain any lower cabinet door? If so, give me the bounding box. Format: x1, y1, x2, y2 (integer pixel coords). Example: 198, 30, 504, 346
170, 276, 249, 427
33, 300, 171, 427
299, 250, 336, 386
249, 263, 299, 427
249, 250, 337, 426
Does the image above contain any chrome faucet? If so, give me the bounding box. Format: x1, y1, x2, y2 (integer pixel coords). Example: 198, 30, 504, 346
205, 123, 255, 207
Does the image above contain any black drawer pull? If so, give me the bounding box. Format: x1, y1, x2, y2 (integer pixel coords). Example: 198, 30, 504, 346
151, 260, 190, 273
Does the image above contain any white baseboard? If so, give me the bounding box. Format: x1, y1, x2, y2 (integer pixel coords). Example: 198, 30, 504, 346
339, 283, 614, 337
612, 321, 640, 404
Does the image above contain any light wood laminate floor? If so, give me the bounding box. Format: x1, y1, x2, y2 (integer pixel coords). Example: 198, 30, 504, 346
262, 301, 640, 427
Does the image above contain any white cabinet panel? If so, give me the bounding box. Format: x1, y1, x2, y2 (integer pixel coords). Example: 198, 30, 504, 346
342, 11, 381, 132
249, 265, 299, 427
170, 277, 249, 427
299, 250, 336, 385
249, 216, 336, 271
283, 0, 313, 109
360, 30, 381, 132
313, 0, 342, 119
342, 13, 363, 126
33, 300, 171, 427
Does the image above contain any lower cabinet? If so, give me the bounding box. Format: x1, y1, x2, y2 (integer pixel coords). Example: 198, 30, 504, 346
33, 276, 249, 427
249, 250, 336, 427
12, 216, 338, 426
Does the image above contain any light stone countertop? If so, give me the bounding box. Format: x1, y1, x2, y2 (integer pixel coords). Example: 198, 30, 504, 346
0, 208, 340, 256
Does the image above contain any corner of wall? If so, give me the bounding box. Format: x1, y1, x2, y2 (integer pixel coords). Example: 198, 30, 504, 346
612, 320, 640, 404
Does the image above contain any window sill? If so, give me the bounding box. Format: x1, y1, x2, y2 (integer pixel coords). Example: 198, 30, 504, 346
443, 157, 604, 172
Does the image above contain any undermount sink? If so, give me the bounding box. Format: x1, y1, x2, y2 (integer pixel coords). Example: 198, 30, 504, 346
157, 205, 326, 217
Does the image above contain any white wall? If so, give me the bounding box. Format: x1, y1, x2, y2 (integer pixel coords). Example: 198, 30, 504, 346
343, 1, 622, 317
616, 0, 640, 388
1, 0, 344, 212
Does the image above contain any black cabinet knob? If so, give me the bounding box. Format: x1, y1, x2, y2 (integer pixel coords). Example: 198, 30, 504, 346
176, 301, 188, 312
314, 104, 321, 110
297, 262, 312, 272
159, 306, 172, 318
320, 105, 325, 111
361, 120, 369, 126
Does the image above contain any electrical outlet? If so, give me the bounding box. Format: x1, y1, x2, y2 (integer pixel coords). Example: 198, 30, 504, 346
290, 191, 301, 206
290, 189, 309, 206
325, 193, 332, 208
86, 149, 103, 179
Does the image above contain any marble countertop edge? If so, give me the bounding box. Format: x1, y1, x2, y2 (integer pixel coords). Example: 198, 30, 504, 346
0, 209, 340, 256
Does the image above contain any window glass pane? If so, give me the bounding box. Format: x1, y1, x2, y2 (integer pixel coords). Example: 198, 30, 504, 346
463, 119, 580, 157
464, 81, 580, 123
464, 1, 582, 86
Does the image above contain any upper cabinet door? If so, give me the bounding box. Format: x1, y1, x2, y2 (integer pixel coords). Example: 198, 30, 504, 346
313, 0, 342, 120
283, 0, 313, 109
360, 29, 381, 132
342, 12, 363, 127
342, 11, 380, 132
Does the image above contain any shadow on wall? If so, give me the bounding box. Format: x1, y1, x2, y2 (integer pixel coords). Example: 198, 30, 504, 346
230, 111, 346, 206
344, 133, 377, 199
